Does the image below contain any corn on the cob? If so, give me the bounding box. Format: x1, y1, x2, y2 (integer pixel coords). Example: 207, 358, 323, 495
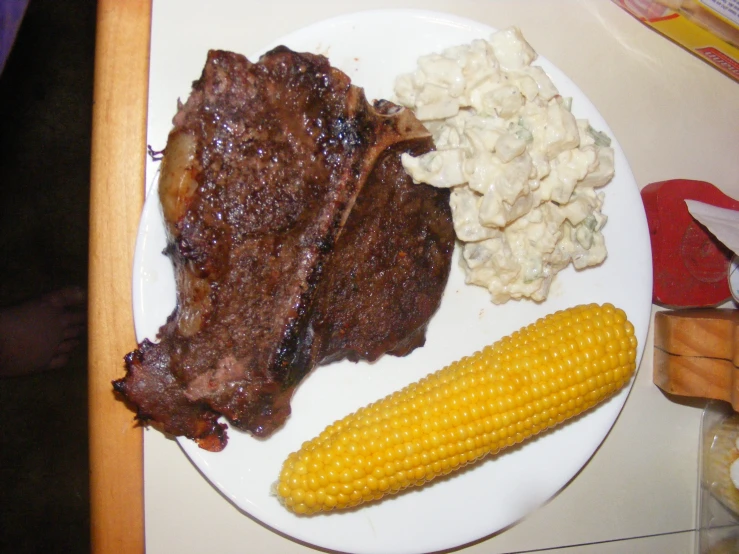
276, 303, 637, 514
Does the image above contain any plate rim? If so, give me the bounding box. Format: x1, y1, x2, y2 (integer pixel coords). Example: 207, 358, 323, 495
134, 8, 653, 554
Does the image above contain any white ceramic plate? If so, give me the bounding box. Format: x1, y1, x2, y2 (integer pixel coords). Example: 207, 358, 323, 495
133, 9, 652, 554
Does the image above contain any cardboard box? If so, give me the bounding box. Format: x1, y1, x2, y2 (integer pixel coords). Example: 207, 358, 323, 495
614, 0, 739, 82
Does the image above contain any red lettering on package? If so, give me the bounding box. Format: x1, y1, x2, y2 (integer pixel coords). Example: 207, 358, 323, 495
697, 46, 739, 78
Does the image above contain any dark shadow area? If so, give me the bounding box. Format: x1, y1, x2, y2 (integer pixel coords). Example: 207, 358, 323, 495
0, 0, 95, 552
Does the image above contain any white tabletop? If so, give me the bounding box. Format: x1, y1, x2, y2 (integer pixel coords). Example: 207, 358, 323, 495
142, 1, 739, 552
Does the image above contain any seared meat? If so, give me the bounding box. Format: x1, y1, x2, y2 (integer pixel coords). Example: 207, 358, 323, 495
311, 132, 454, 364
114, 47, 454, 451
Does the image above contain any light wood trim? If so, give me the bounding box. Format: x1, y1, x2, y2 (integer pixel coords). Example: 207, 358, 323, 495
88, 1, 152, 552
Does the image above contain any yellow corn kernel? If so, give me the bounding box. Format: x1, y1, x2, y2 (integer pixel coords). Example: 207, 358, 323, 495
276, 303, 637, 514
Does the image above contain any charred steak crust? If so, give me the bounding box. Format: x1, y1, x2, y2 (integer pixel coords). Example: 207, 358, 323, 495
113, 47, 454, 451
313, 135, 455, 364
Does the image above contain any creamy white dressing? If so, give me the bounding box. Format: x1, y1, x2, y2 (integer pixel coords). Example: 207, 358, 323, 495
395, 27, 615, 304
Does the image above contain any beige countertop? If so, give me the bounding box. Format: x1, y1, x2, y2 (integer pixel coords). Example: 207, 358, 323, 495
89, 1, 739, 552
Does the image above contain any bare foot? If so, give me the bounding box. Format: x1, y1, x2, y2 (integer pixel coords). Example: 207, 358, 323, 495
0, 287, 86, 377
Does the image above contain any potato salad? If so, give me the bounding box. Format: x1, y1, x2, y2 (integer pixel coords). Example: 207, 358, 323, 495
395, 27, 615, 304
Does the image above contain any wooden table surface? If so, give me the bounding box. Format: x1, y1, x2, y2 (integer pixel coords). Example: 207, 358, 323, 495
88, 1, 151, 551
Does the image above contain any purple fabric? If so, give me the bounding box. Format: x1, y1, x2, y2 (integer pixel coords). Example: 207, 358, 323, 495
0, 0, 30, 75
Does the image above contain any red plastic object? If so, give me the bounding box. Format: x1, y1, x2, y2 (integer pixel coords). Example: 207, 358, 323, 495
641, 179, 739, 308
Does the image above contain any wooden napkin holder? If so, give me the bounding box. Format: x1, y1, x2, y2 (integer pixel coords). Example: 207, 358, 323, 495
654, 309, 739, 410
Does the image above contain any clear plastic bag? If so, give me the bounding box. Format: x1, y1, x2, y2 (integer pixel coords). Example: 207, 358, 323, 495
698, 401, 739, 552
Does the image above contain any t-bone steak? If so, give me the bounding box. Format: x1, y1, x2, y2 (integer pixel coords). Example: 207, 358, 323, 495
113, 47, 455, 451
